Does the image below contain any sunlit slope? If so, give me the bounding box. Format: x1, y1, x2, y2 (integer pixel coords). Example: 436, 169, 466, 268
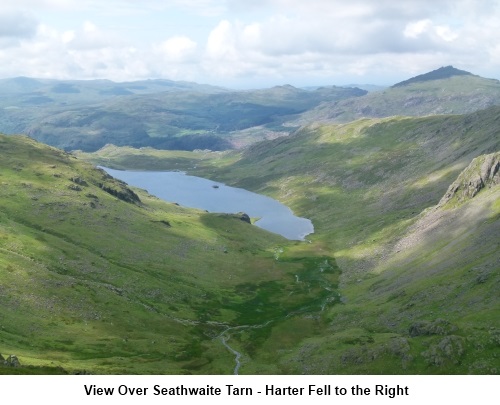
1, 134, 336, 374
203, 107, 495, 249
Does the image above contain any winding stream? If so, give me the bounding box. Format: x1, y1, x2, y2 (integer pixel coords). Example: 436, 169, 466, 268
219, 334, 242, 375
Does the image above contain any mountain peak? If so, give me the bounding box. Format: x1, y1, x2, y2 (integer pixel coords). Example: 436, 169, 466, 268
392, 66, 473, 88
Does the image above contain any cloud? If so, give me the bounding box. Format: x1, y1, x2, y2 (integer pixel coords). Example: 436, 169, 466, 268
155, 36, 198, 63
0, 10, 38, 41
404, 19, 432, 39
65, 21, 123, 50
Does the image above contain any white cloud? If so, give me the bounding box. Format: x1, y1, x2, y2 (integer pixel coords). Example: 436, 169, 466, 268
155, 36, 198, 63
205, 20, 236, 60
65, 21, 123, 50
435, 25, 459, 42
404, 19, 432, 38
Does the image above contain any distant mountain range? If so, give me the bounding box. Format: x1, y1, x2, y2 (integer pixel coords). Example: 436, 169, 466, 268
1, 67, 499, 153
0, 78, 366, 152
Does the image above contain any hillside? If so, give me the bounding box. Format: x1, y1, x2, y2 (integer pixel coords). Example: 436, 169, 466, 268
284, 152, 499, 374
83, 106, 500, 373
0, 134, 341, 374
298, 67, 500, 124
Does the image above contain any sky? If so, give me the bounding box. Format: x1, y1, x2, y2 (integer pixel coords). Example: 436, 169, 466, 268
0, 0, 499, 88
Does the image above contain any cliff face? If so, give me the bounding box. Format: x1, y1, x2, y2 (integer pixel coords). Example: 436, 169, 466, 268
439, 152, 499, 207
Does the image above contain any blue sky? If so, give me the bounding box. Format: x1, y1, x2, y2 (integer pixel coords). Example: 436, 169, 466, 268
0, 0, 499, 88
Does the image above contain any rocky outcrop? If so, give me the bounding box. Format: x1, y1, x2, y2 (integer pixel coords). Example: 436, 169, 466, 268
98, 183, 141, 204
94, 174, 141, 204
3, 354, 21, 367
237, 212, 251, 224
409, 319, 458, 337
439, 152, 499, 206
70, 176, 88, 186
422, 336, 465, 366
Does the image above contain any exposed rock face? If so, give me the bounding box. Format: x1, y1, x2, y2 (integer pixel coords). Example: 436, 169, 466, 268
439, 152, 499, 206
237, 212, 251, 224
97, 183, 141, 203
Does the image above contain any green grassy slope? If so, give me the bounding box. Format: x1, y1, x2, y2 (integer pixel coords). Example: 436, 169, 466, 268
83, 106, 500, 373
0, 134, 342, 374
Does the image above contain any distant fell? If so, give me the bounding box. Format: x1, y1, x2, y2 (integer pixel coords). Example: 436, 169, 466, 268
297, 68, 500, 123
392, 65, 473, 87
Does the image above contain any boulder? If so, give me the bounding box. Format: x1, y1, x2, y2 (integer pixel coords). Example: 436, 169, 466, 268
5, 354, 21, 367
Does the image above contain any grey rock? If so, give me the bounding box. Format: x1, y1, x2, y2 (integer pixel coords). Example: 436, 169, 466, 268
5, 354, 21, 367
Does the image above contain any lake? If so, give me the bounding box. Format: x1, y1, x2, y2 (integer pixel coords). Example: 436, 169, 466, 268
100, 167, 314, 240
